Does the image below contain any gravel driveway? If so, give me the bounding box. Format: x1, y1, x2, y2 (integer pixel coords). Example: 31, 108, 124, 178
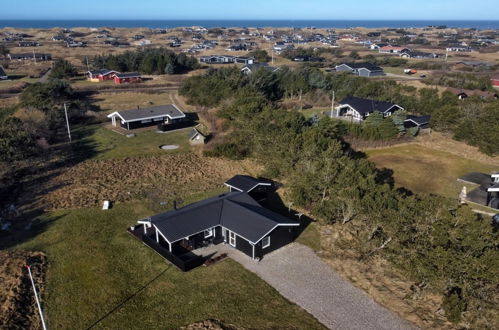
225, 243, 418, 330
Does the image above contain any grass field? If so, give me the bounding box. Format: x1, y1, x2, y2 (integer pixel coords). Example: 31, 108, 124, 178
366, 144, 497, 198
14, 201, 324, 329
76, 125, 192, 160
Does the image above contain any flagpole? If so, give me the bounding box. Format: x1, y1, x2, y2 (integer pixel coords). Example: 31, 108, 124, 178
27, 265, 47, 330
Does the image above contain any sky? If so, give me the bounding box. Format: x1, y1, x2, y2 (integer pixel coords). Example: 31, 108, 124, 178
2, 0, 499, 20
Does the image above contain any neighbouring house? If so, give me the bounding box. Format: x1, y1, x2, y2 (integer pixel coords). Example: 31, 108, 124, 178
446, 87, 499, 100
458, 172, 499, 209
87, 69, 119, 82
188, 128, 206, 145
492, 75, 499, 88
18, 41, 40, 47
8, 53, 52, 61
199, 55, 235, 64
199, 55, 254, 65
400, 51, 440, 59
369, 43, 389, 50
333, 96, 404, 122
234, 56, 255, 65
292, 55, 324, 62
335, 62, 385, 77
379, 46, 410, 54
404, 115, 431, 130
114, 72, 142, 84
446, 46, 473, 52
107, 104, 186, 130
128, 176, 300, 271
241, 63, 280, 75
0, 67, 8, 80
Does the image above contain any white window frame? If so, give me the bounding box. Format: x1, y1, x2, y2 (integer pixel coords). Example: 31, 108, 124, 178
229, 231, 236, 247
204, 228, 213, 238
262, 236, 270, 249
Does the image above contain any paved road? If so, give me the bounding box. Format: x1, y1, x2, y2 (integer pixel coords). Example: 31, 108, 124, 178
200, 243, 418, 330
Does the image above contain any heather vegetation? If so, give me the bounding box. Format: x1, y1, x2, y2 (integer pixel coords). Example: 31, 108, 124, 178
180, 66, 499, 327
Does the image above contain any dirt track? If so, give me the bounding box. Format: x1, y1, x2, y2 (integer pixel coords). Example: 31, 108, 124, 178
41, 153, 253, 210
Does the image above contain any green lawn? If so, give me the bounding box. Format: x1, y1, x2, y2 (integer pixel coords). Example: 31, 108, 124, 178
299, 107, 330, 118
366, 144, 497, 198
15, 202, 324, 329
75, 125, 192, 160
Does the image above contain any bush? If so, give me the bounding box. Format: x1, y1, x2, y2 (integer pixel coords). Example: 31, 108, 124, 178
49, 59, 78, 80
203, 143, 247, 160
442, 290, 466, 323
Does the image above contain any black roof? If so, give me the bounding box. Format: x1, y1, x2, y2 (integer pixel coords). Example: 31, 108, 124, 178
338, 62, 383, 71
150, 192, 298, 244
109, 104, 185, 122
224, 175, 273, 192
405, 115, 430, 125
115, 72, 141, 78
339, 96, 401, 115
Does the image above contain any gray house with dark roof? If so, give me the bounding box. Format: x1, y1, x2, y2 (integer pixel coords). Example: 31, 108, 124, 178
129, 177, 299, 270
335, 62, 385, 77
334, 96, 404, 122
107, 104, 186, 130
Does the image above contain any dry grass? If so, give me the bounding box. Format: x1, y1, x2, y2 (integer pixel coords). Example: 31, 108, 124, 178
40, 153, 259, 210
366, 144, 497, 198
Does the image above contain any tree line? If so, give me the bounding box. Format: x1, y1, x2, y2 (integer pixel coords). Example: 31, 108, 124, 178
88, 48, 200, 74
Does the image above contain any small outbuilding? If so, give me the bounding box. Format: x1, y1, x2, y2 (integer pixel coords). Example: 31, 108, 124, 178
188, 128, 206, 145
335, 62, 385, 77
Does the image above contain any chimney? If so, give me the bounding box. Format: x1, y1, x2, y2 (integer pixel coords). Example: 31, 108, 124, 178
137, 105, 139, 110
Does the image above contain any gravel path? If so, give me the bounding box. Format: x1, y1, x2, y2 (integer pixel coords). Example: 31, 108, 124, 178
217, 243, 418, 330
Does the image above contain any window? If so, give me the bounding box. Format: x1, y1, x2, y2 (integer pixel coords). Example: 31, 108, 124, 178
140, 119, 152, 124
204, 228, 213, 238
262, 236, 270, 249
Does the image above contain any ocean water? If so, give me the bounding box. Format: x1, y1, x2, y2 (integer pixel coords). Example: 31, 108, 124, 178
1, 20, 499, 30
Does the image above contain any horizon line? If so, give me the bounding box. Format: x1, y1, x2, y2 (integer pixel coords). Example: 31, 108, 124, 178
1, 18, 499, 21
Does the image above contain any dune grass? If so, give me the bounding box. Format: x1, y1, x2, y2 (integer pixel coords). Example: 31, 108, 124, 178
15, 201, 324, 329
366, 144, 497, 198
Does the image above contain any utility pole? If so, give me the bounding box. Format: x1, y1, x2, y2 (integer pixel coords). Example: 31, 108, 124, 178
33, 48, 36, 63
330, 90, 335, 119
85, 56, 90, 72
27, 265, 47, 330
64, 103, 72, 143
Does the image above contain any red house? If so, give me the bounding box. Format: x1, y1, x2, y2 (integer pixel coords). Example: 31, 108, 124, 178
491, 75, 499, 88
114, 72, 142, 84
87, 69, 119, 82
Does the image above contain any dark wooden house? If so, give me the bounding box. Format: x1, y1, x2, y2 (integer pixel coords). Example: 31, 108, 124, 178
129, 176, 298, 270
107, 104, 186, 130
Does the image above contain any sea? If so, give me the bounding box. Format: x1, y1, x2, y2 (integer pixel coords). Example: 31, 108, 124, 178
1, 20, 499, 30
